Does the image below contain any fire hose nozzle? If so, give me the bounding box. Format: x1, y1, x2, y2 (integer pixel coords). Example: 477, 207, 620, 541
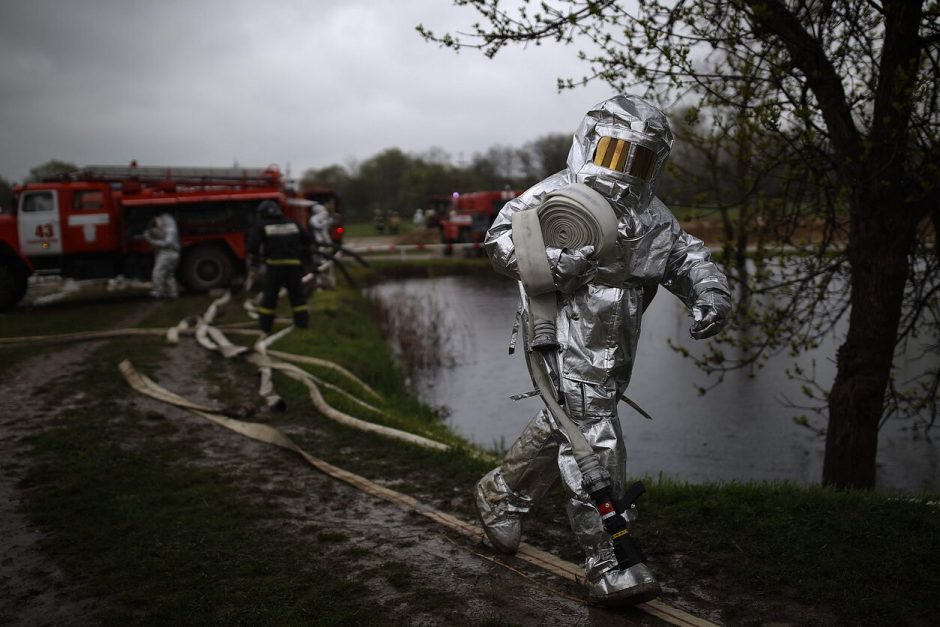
622, 481, 646, 508
582, 466, 649, 571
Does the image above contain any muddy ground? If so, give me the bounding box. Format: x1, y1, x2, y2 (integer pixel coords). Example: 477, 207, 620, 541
0, 299, 692, 627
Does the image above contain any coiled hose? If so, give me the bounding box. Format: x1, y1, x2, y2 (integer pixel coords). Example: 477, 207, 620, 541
510, 182, 619, 466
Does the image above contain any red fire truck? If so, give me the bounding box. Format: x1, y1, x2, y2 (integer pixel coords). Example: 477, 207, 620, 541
0, 164, 310, 309
439, 189, 523, 250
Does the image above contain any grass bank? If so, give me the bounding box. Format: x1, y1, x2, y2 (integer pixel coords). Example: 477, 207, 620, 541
3, 262, 939, 625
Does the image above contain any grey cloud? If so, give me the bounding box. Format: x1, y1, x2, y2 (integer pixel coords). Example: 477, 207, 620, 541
0, 0, 613, 183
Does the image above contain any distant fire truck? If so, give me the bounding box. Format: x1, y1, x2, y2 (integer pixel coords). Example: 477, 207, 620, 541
0, 164, 330, 309
439, 189, 523, 250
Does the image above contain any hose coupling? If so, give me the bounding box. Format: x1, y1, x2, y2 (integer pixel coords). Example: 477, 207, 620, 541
530, 318, 559, 352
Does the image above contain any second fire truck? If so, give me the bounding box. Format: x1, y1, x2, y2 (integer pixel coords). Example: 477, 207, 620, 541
439, 189, 523, 252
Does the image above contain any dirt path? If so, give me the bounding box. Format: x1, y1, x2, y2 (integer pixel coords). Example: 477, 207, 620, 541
0, 302, 159, 626
0, 340, 103, 626
0, 302, 669, 626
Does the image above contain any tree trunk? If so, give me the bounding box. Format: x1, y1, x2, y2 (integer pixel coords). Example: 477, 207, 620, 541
823, 193, 917, 489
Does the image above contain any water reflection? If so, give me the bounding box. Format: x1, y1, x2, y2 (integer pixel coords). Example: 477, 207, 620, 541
368, 275, 938, 493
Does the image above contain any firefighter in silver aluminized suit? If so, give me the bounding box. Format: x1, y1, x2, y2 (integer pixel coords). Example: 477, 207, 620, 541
475, 95, 732, 606
145, 211, 180, 299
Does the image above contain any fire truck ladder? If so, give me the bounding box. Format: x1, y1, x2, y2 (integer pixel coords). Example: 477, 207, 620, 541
70, 165, 283, 188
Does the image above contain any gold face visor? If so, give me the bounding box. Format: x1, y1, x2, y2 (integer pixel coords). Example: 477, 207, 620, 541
592, 137, 657, 181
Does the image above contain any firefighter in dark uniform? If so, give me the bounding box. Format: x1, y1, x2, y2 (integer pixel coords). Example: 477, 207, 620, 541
247, 200, 311, 333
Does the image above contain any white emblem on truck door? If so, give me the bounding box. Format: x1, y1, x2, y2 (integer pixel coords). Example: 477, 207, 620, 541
18, 191, 63, 256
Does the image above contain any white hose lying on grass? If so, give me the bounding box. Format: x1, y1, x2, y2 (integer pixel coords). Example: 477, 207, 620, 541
253, 355, 449, 451
166, 319, 190, 345
186, 291, 446, 450
266, 350, 381, 401
206, 326, 249, 359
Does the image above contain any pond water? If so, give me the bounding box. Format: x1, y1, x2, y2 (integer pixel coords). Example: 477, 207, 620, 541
369, 274, 939, 493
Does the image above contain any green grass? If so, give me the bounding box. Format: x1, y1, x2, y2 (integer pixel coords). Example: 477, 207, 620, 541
642, 480, 940, 625
0, 344, 48, 376
0, 292, 156, 376
137, 292, 237, 328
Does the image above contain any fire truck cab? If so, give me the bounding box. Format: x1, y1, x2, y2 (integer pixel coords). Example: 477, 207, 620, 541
0, 164, 288, 309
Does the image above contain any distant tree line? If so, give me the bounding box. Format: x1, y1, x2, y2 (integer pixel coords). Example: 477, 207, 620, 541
0, 177, 12, 213
0, 160, 79, 212
300, 135, 571, 223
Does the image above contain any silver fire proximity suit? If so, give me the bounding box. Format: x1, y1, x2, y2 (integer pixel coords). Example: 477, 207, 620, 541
475, 95, 732, 605
308, 203, 336, 289
309, 203, 333, 247
146, 212, 180, 299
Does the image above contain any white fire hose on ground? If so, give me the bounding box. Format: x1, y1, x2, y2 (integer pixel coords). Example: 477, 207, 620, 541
511, 183, 650, 575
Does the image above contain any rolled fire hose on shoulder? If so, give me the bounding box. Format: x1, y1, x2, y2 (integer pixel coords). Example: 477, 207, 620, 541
510, 182, 619, 469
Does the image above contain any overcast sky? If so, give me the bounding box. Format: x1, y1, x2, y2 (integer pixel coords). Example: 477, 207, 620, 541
0, 0, 618, 183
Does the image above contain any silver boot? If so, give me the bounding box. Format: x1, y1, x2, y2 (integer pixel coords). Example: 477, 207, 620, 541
474, 473, 522, 554
587, 562, 661, 607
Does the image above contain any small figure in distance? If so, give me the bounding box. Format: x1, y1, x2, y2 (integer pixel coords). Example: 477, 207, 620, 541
144, 211, 180, 299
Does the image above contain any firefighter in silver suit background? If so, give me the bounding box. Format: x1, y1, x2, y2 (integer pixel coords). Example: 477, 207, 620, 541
475, 95, 732, 606
144, 211, 180, 299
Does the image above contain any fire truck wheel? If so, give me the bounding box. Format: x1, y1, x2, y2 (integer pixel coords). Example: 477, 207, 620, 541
0, 264, 28, 311
181, 246, 235, 292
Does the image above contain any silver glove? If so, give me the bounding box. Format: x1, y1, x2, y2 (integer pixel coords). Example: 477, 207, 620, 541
548, 245, 597, 294
690, 289, 731, 339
